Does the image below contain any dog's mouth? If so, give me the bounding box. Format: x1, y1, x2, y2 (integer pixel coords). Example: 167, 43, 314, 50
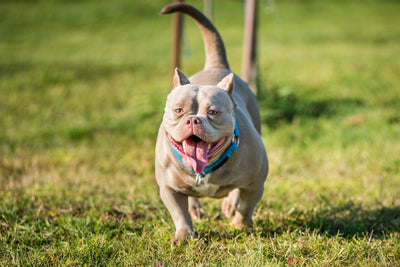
167, 134, 227, 174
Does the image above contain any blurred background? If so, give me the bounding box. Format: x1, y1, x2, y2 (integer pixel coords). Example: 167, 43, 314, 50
0, 0, 399, 264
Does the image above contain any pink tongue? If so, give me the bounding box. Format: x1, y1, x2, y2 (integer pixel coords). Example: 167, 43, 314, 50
182, 138, 209, 173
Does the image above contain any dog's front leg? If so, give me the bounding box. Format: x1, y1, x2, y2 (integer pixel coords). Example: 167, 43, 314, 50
231, 185, 264, 228
159, 186, 195, 241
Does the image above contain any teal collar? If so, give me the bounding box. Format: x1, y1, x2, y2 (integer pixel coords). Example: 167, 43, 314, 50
169, 121, 240, 186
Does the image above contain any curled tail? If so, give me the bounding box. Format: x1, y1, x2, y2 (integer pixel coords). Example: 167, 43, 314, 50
161, 3, 230, 71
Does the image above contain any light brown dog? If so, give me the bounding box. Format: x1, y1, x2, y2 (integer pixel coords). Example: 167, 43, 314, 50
155, 3, 268, 241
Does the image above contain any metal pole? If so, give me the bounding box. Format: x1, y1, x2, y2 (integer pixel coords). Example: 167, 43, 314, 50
171, 0, 184, 87
241, 0, 258, 95
204, 0, 213, 21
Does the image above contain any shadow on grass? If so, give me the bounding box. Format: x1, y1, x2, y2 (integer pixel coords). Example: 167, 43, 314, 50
258, 86, 364, 129
257, 200, 400, 239
0, 61, 139, 85
305, 203, 400, 238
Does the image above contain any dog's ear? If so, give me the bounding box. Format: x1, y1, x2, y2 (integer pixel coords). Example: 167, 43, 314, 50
217, 73, 234, 95
172, 68, 190, 89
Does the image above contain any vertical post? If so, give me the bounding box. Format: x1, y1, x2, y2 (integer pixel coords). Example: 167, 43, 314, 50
171, 0, 184, 87
204, 0, 213, 21
241, 0, 258, 95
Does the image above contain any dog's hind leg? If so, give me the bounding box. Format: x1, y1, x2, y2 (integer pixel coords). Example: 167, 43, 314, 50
188, 197, 204, 220
221, 188, 240, 218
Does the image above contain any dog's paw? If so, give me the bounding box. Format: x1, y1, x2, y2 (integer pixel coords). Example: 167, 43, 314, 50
221, 197, 236, 218
188, 197, 205, 220
174, 228, 196, 242
231, 213, 253, 229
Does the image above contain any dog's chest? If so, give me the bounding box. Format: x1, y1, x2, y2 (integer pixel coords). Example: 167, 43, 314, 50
191, 174, 220, 197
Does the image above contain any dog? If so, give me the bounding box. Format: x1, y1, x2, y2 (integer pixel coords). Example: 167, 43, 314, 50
155, 2, 268, 241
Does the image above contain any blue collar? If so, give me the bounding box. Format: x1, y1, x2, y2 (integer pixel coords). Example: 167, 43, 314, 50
169, 121, 240, 186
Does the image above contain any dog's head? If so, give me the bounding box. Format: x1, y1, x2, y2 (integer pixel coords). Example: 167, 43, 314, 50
163, 68, 236, 174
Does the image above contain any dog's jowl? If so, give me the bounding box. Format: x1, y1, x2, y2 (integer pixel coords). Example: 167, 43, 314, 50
155, 3, 268, 241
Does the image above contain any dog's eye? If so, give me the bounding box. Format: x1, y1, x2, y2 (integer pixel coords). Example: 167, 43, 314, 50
207, 110, 218, 116
175, 108, 184, 114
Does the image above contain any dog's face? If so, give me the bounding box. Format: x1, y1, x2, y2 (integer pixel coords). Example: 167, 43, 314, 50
162, 69, 236, 173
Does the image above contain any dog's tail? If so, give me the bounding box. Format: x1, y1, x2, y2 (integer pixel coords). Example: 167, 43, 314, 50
161, 3, 230, 71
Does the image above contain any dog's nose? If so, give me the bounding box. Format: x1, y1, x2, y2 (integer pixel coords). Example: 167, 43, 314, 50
185, 116, 201, 127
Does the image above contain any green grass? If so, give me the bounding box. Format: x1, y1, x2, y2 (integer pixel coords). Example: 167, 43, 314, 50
1, 0, 400, 265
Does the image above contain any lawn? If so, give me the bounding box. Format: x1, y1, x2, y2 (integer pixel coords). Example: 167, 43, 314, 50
1, 0, 399, 265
